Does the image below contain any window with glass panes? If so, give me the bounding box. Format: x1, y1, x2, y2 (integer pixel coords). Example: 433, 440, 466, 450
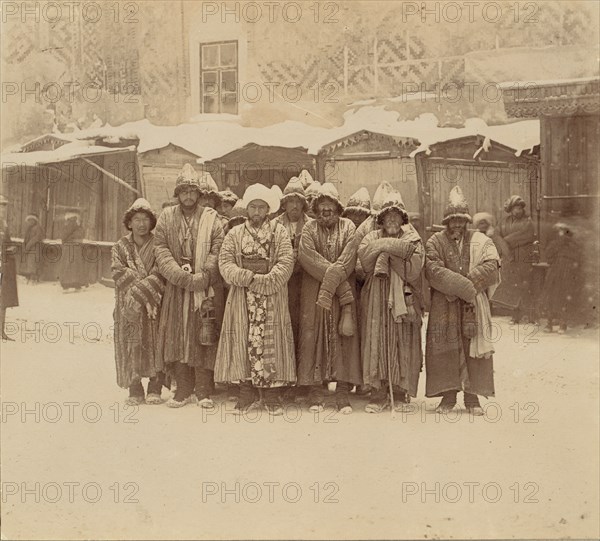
200, 41, 238, 114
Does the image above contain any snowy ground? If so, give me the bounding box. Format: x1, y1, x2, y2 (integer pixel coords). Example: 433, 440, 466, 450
1, 277, 599, 540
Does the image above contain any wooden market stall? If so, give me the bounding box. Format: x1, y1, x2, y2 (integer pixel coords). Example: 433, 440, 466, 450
316, 130, 421, 211
138, 143, 203, 211
2, 144, 140, 283
414, 134, 539, 237
203, 143, 316, 197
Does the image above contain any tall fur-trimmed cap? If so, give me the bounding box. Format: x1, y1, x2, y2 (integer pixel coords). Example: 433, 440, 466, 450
281, 176, 308, 211
219, 190, 239, 206
198, 172, 221, 207
372, 181, 396, 213
376, 190, 408, 226
472, 212, 495, 227
305, 181, 321, 198
343, 187, 371, 214
173, 163, 200, 197
311, 182, 344, 214
442, 186, 472, 225
298, 169, 314, 189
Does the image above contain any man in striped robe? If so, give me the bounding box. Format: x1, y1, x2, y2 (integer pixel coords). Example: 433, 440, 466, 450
112, 198, 166, 405
154, 164, 225, 408
215, 183, 296, 416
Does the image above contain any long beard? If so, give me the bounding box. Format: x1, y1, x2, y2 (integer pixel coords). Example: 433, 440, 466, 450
249, 216, 266, 228
181, 199, 198, 212
449, 227, 465, 241
317, 214, 339, 229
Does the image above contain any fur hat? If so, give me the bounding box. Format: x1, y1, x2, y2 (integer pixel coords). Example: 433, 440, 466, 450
173, 163, 200, 197
123, 198, 157, 231
472, 212, 495, 227
504, 195, 526, 214
219, 190, 239, 206
305, 181, 321, 199
311, 182, 344, 215
372, 181, 396, 213
173, 164, 221, 207
241, 183, 280, 214
376, 190, 408, 226
342, 187, 371, 219
442, 186, 472, 225
281, 176, 308, 211
198, 172, 222, 208
227, 215, 246, 231
298, 169, 314, 189
25, 214, 39, 223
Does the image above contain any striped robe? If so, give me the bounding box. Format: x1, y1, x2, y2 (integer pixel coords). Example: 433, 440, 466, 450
425, 230, 499, 398
214, 221, 296, 386
111, 234, 165, 388
154, 205, 224, 368
358, 227, 424, 396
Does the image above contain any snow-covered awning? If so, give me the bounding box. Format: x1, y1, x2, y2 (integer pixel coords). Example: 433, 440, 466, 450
1, 142, 136, 168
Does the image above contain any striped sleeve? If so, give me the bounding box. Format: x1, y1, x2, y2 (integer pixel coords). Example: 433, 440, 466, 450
111, 241, 137, 290
250, 225, 294, 296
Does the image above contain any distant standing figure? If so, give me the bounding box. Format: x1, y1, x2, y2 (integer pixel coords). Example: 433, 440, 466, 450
493, 196, 535, 323
543, 223, 581, 334
0, 196, 18, 341
21, 214, 45, 282
472, 212, 510, 258
60, 210, 89, 291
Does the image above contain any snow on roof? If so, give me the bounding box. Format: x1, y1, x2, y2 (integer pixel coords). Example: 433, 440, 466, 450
1, 141, 136, 168
2, 107, 541, 167
408, 117, 540, 158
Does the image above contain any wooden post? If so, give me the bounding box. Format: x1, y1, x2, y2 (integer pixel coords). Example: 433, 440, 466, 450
81, 158, 139, 195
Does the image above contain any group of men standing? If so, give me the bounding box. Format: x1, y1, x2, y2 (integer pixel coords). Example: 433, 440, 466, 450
111, 163, 501, 417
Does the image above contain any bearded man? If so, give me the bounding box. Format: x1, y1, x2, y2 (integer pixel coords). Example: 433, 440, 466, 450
358, 192, 424, 413
215, 183, 296, 416
425, 186, 501, 415
297, 183, 362, 414
154, 164, 225, 408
